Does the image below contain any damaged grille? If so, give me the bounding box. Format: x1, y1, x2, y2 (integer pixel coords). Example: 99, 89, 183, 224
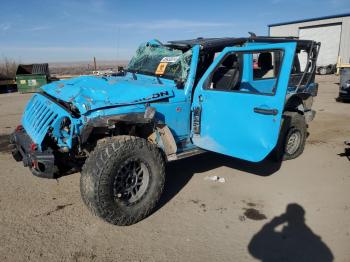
22, 96, 58, 144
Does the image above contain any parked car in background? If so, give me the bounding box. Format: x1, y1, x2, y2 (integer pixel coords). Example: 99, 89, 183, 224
317, 64, 336, 75
336, 68, 350, 102
92, 69, 115, 76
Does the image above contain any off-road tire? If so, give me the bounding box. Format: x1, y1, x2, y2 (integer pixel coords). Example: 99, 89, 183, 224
80, 135, 165, 226
272, 112, 307, 161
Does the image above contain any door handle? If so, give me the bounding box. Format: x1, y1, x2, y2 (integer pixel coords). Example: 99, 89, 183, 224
253, 107, 278, 116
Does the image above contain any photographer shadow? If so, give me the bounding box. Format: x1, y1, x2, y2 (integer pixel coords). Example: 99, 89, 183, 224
248, 203, 334, 262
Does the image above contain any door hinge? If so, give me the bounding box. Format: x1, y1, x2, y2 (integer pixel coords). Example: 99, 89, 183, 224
193, 106, 202, 134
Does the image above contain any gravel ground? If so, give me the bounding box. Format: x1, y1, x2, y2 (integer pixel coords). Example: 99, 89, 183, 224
0, 75, 349, 262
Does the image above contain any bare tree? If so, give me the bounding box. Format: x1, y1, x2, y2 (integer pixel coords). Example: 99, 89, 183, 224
0, 57, 18, 79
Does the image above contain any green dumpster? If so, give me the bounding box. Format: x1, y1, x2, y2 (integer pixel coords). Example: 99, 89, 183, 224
16, 63, 50, 93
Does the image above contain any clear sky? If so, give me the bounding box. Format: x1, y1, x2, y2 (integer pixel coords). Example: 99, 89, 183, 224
0, 0, 348, 63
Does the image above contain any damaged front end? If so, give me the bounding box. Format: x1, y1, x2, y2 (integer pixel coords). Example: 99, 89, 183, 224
10, 93, 83, 178
10, 39, 191, 178
10, 90, 178, 178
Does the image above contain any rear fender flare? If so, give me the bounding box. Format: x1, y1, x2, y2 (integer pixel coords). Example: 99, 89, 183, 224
285, 93, 313, 113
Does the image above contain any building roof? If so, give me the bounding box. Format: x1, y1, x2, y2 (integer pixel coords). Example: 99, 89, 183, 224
268, 13, 350, 27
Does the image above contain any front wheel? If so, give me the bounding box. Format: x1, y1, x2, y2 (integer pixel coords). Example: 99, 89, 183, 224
272, 112, 307, 161
80, 136, 165, 226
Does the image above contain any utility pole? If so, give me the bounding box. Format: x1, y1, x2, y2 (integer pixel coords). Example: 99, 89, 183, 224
93, 57, 97, 71
116, 26, 120, 65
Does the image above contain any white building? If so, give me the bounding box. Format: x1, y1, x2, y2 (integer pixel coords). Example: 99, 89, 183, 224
269, 13, 350, 68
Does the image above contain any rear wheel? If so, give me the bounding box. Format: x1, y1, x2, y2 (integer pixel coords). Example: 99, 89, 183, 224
284, 126, 303, 158
80, 136, 165, 226
272, 112, 307, 161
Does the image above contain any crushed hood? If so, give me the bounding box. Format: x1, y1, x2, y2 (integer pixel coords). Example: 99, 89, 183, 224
41, 75, 175, 114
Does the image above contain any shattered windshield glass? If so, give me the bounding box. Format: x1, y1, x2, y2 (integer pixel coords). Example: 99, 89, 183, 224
127, 41, 192, 81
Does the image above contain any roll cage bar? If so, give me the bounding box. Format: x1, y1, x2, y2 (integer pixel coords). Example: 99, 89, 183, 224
166, 36, 318, 52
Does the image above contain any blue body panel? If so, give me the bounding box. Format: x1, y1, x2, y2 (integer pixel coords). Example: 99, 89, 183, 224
191, 43, 297, 162
41, 75, 178, 114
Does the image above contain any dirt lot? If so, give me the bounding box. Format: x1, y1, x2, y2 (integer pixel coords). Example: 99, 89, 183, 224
0, 75, 349, 262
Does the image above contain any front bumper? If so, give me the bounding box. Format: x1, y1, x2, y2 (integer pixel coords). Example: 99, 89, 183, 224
10, 127, 55, 179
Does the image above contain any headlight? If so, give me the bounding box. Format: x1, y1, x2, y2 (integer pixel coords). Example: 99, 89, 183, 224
60, 117, 71, 134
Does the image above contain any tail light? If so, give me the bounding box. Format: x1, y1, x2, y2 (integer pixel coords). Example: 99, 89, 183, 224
31, 143, 38, 151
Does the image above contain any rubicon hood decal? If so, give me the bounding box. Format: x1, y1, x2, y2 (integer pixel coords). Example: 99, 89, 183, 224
132, 91, 170, 103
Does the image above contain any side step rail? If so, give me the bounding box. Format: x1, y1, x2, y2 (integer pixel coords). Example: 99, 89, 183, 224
167, 148, 206, 162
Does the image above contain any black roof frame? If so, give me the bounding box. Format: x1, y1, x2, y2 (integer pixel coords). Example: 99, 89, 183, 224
166, 36, 319, 52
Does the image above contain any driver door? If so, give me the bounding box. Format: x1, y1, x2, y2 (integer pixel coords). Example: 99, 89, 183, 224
191, 43, 296, 162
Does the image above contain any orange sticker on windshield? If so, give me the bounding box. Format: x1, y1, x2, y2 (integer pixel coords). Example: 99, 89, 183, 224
155, 62, 168, 75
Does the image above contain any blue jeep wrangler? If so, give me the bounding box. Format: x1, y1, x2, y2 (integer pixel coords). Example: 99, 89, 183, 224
10, 36, 320, 225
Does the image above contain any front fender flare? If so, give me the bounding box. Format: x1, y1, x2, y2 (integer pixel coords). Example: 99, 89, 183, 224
80, 108, 156, 144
